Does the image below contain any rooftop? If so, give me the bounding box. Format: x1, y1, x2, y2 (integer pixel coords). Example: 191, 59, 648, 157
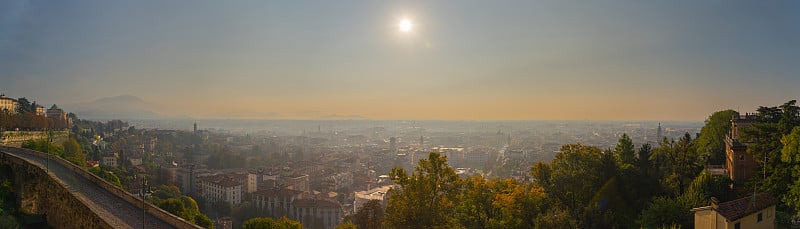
693, 192, 778, 222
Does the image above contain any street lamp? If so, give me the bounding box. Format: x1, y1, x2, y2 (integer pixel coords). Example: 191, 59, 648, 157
140, 175, 148, 229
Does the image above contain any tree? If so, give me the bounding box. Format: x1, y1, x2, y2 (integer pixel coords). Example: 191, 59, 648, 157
742, 101, 799, 202
89, 166, 122, 187
639, 196, 687, 228
385, 152, 462, 229
781, 126, 800, 214
15, 97, 31, 114
62, 137, 86, 168
355, 199, 384, 229
542, 144, 605, 220
695, 110, 738, 165
637, 143, 652, 176
242, 217, 302, 229
158, 198, 186, 217
615, 133, 636, 165
194, 214, 214, 229
335, 221, 357, 229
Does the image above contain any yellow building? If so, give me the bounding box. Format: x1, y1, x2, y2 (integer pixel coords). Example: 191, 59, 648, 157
0, 95, 17, 113
35, 105, 45, 116
692, 192, 777, 229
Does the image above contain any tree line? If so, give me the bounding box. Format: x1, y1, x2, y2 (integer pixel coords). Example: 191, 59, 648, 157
0, 98, 72, 130
376, 100, 800, 228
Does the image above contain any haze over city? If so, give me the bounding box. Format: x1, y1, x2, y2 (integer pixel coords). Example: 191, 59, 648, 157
2, 1, 799, 120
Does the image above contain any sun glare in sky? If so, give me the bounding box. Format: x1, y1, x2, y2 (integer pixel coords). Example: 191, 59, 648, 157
399, 18, 413, 33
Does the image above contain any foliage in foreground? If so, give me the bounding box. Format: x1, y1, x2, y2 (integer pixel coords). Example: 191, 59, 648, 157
242, 217, 302, 229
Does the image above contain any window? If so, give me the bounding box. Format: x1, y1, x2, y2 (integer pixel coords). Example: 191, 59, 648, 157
735, 222, 741, 229
758, 212, 763, 222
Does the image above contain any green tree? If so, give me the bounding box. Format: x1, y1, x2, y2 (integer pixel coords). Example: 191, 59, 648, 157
15, 97, 31, 114
638, 143, 652, 176
385, 152, 462, 229
355, 199, 384, 229
639, 196, 686, 228
335, 221, 357, 229
615, 133, 636, 165
194, 214, 214, 229
781, 126, 800, 214
89, 166, 122, 187
242, 217, 302, 229
695, 110, 738, 165
158, 198, 186, 217
541, 144, 605, 220
63, 137, 86, 168
742, 101, 799, 203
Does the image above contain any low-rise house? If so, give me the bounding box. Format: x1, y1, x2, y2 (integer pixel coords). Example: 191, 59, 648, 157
353, 185, 392, 213
692, 192, 777, 229
129, 157, 143, 166
102, 155, 118, 167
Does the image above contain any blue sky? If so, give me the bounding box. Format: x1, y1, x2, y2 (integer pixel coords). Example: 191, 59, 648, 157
1, 1, 798, 120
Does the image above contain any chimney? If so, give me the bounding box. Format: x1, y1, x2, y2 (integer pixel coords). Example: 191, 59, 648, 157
711, 197, 719, 209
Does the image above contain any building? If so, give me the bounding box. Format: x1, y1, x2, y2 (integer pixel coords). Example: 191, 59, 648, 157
199, 174, 244, 205
285, 174, 310, 192
46, 104, 66, 120
322, 172, 353, 191
102, 155, 118, 167
725, 113, 758, 185
35, 104, 45, 116
252, 187, 304, 218
292, 198, 343, 229
176, 165, 196, 195
692, 193, 777, 229
214, 217, 233, 229
353, 185, 392, 213
0, 95, 17, 113
129, 157, 143, 166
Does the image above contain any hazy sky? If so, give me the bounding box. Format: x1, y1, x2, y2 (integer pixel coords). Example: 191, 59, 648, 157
1, 1, 798, 120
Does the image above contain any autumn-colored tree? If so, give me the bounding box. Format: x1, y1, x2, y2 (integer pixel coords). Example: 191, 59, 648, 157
242, 217, 302, 229
385, 152, 462, 229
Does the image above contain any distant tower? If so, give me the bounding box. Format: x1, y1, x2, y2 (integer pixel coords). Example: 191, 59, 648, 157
419, 135, 424, 149
193, 122, 197, 133
390, 137, 397, 152
507, 134, 512, 146
656, 123, 663, 141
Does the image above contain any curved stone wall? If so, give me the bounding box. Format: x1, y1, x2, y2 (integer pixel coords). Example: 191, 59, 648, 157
0, 146, 202, 229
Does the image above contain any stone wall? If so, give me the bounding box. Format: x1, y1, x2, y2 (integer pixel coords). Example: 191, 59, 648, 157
0, 151, 112, 228
0, 131, 69, 147
0, 147, 202, 229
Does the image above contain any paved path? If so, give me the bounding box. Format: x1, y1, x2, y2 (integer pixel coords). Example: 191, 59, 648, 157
1, 147, 176, 229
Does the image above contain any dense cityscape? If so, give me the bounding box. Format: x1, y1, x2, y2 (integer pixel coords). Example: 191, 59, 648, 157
5, 92, 800, 228
3, 92, 702, 228
2, 1, 798, 228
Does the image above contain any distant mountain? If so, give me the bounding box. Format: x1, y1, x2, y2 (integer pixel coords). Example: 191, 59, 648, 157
64, 95, 163, 120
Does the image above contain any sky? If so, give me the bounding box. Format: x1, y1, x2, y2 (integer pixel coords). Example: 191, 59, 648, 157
1, 1, 799, 120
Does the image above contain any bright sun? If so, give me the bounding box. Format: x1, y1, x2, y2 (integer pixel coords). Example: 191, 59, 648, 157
399, 18, 413, 33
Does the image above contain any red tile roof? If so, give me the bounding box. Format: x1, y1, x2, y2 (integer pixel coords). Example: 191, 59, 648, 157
715, 192, 777, 221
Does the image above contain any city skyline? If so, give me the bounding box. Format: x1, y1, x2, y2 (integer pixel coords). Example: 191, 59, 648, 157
2, 1, 799, 120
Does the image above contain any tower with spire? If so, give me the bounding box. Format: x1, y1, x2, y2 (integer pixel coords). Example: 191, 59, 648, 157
656, 123, 663, 142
